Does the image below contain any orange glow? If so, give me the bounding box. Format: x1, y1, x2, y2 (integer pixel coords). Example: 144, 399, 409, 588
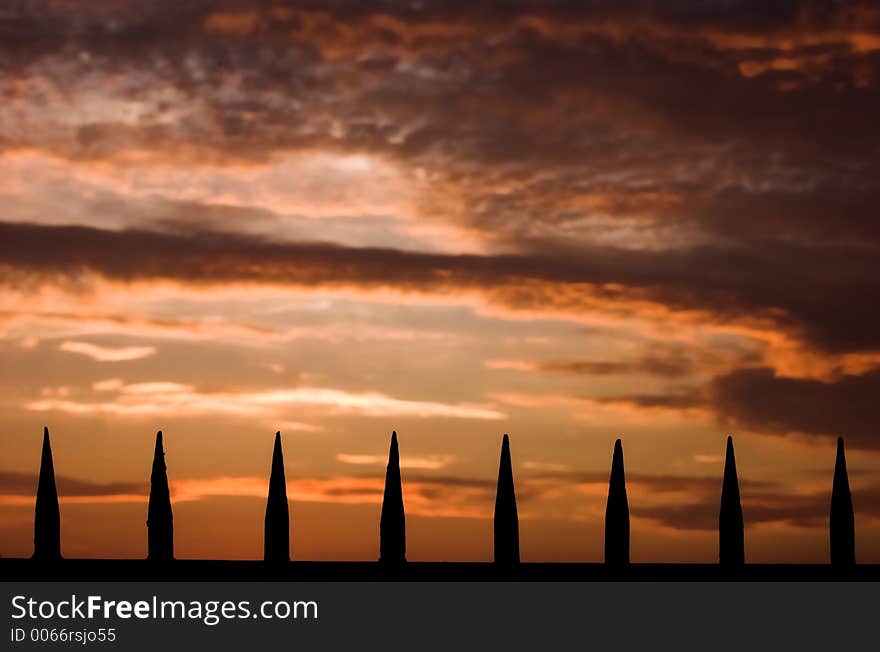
2, 1, 880, 563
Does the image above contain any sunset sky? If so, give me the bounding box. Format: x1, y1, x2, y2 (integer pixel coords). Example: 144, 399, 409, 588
2, 0, 879, 563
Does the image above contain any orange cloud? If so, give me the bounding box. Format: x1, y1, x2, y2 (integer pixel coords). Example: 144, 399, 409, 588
25, 380, 505, 421
336, 453, 456, 470
202, 11, 260, 36
3, 474, 491, 520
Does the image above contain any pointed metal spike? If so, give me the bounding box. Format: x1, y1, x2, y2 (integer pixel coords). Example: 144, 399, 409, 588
830, 437, 856, 567
147, 430, 174, 561
33, 427, 62, 561
494, 433, 519, 564
719, 435, 744, 566
379, 431, 405, 564
264, 431, 291, 563
605, 438, 629, 566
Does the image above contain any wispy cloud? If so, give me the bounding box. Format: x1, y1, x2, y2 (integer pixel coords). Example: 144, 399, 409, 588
522, 461, 572, 473
25, 381, 505, 421
0, 473, 491, 519
485, 346, 711, 378
6, 468, 877, 531
173, 475, 495, 519
59, 340, 157, 362
336, 453, 456, 470
0, 470, 146, 506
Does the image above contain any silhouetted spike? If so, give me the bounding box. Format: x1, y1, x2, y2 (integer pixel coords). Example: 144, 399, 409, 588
147, 431, 174, 561
494, 433, 520, 564
830, 437, 855, 567
604, 438, 629, 566
379, 431, 405, 563
719, 435, 744, 566
33, 426, 62, 561
264, 431, 290, 563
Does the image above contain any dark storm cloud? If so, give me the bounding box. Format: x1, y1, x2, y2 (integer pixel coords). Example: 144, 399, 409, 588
2, 1, 880, 450
2, 0, 879, 247
590, 364, 880, 449
708, 367, 880, 449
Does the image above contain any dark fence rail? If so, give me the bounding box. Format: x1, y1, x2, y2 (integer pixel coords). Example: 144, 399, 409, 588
4, 425, 869, 580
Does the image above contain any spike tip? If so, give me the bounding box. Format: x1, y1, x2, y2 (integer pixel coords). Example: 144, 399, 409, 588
33, 427, 62, 561
719, 435, 744, 566
830, 437, 855, 567
264, 432, 291, 563
147, 431, 174, 561
604, 438, 630, 566
494, 433, 520, 564
379, 432, 406, 563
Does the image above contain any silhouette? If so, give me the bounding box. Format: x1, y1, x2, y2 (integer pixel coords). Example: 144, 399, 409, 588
379, 431, 405, 564
33, 426, 62, 561
830, 437, 855, 567
604, 438, 629, 566
719, 435, 744, 566
264, 431, 290, 563
147, 431, 174, 561
493, 433, 519, 564
12, 424, 880, 581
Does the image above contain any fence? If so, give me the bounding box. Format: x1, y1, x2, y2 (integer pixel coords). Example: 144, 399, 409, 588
27, 426, 857, 567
